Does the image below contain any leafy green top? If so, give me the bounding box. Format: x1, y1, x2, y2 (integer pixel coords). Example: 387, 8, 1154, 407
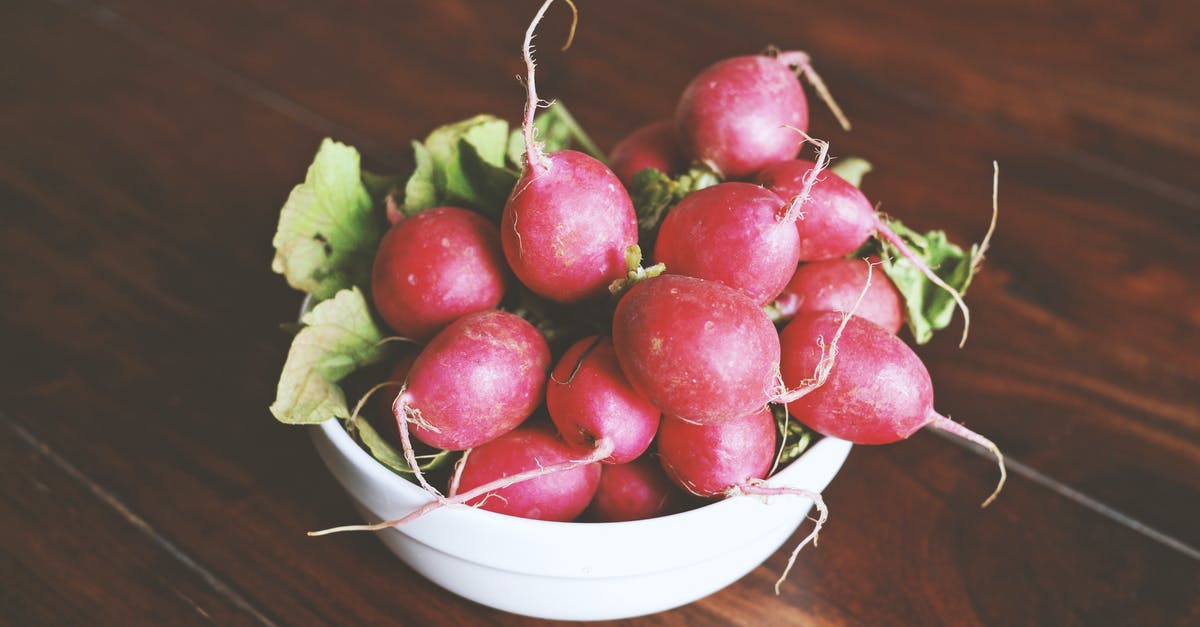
628, 164, 721, 232
269, 287, 391, 424
271, 139, 385, 301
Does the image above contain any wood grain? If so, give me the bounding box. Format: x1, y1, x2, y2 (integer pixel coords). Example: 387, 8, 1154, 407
2, 0, 1197, 624
48, 0, 1200, 541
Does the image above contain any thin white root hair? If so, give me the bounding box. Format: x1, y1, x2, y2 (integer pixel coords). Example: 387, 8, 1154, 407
347, 379, 403, 427
732, 479, 829, 594
773, 261, 873, 404
307, 439, 615, 536
972, 161, 1000, 275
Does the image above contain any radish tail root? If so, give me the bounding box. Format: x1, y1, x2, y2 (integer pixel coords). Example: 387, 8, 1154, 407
773, 261, 873, 404
734, 479, 829, 594
520, 0, 579, 174
775, 50, 851, 131
308, 439, 615, 536
391, 390, 444, 498
874, 217, 972, 348
928, 412, 1007, 508
778, 130, 831, 225
972, 162, 1000, 275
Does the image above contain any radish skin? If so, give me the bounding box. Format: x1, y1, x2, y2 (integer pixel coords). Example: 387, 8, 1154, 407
501, 0, 638, 303
609, 120, 687, 187
780, 312, 1005, 506
612, 275, 781, 424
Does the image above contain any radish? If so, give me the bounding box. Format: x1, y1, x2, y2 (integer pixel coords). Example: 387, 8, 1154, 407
609, 119, 687, 188
314, 427, 610, 533
657, 408, 828, 591
371, 206, 508, 340
452, 427, 603, 521
654, 182, 802, 305
772, 258, 903, 333
500, 0, 638, 303
676, 51, 848, 179
392, 310, 549, 492
589, 456, 682, 522
612, 275, 781, 424
755, 159, 972, 345
780, 311, 1006, 506
546, 336, 661, 464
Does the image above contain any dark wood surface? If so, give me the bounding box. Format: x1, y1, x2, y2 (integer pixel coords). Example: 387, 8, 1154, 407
2, 0, 1197, 624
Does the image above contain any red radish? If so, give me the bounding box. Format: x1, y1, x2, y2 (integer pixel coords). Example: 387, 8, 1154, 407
500, 0, 638, 303
313, 429, 612, 533
393, 310, 549, 470
612, 275, 781, 424
773, 258, 903, 333
754, 160, 875, 261
756, 159, 972, 345
676, 51, 848, 179
780, 311, 1006, 506
371, 207, 507, 340
657, 408, 777, 498
608, 119, 687, 187
657, 408, 828, 591
547, 336, 661, 464
589, 456, 681, 522
453, 428, 603, 521
654, 182, 802, 305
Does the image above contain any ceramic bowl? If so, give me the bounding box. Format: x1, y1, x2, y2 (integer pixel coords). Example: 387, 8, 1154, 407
311, 419, 851, 620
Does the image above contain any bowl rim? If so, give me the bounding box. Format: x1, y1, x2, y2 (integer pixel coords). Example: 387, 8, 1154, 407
317, 416, 843, 530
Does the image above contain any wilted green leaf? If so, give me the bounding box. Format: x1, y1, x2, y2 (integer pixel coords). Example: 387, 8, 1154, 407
859, 219, 979, 344
271, 139, 384, 300
403, 115, 518, 217
269, 287, 390, 424
351, 418, 454, 476
830, 156, 873, 188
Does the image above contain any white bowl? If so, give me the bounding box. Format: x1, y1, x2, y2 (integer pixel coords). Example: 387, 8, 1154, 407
311, 419, 852, 621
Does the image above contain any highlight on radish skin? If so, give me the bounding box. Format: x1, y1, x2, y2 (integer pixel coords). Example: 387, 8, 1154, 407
501, 0, 639, 303
780, 311, 1006, 506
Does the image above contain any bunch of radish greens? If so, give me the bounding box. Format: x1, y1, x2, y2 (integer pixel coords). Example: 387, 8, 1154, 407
269, 0, 1004, 589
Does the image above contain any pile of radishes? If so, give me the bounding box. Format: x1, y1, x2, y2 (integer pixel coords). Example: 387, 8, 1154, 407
270, 0, 1005, 587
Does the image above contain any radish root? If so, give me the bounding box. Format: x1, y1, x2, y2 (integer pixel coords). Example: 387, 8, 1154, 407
972, 161, 1000, 275
392, 389, 445, 498
773, 260, 873, 404
775, 50, 851, 131
778, 130, 831, 225
309, 439, 614, 536
520, 0, 579, 174
927, 412, 1007, 508
733, 479, 829, 593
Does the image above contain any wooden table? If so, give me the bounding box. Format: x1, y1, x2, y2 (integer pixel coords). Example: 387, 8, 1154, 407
3, 0, 1197, 624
